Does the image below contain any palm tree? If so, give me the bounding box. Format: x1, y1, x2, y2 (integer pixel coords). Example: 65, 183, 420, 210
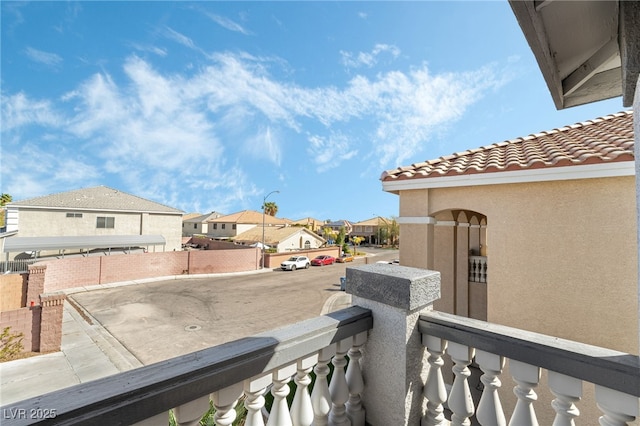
0, 193, 12, 228
385, 217, 399, 247
262, 201, 278, 216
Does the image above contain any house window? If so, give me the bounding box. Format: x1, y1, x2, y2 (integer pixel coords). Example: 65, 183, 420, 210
213, 224, 217, 230
97, 216, 115, 229
222, 224, 226, 230
194, 224, 197, 229
365, 226, 372, 232
232, 224, 236, 230
66, 213, 82, 218
304, 240, 311, 249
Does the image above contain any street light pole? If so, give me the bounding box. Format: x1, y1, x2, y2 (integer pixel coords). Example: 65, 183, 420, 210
262, 190, 279, 269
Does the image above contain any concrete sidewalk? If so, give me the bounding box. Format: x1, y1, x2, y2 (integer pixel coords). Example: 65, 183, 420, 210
0, 287, 352, 407
0, 303, 142, 406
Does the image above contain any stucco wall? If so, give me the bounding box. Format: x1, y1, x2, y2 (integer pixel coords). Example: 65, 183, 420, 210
398, 175, 638, 353
12, 208, 182, 252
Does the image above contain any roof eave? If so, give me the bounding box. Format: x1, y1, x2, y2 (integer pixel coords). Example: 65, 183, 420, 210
382, 161, 635, 193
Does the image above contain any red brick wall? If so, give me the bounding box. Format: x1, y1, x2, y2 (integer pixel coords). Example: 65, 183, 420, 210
41, 257, 101, 293
38, 293, 65, 352
100, 251, 189, 283
0, 274, 27, 311
0, 306, 41, 352
34, 248, 260, 293
189, 248, 260, 273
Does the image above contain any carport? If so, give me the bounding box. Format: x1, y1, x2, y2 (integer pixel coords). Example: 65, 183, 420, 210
2, 235, 166, 261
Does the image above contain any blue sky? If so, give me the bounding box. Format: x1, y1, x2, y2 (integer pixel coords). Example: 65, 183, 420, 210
1, 1, 625, 222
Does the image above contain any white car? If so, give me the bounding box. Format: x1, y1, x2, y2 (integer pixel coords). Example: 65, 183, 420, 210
280, 256, 310, 271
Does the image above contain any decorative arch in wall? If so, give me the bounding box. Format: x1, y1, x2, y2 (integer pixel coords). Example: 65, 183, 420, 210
431, 208, 488, 320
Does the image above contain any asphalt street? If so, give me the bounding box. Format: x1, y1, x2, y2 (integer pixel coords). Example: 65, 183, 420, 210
67, 249, 398, 365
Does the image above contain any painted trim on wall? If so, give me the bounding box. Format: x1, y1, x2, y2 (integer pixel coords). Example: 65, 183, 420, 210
397, 216, 436, 225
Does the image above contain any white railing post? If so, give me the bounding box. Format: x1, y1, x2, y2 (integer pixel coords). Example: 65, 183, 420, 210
548, 371, 582, 426
475, 350, 506, 426
291, 354, 318, 426
328, 338, 351, 426
595, 385, 639, 426
422, 335, 448, 426
311, 345, 336, 426
174, 395, 211, 426
508, 360, 540, 426
211, 383, 244, 426
266, 364, 296, 426
346, 264, 441, 425
447, 342, 476, 426
346, 331, 367, 426
244, 373, 272, 426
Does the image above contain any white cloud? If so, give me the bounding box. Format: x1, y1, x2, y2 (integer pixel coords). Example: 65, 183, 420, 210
2, 50, 508, 207
340, 44, 401, 69
25, 46, 63, 68
163, 26, 196, 49
1, 92, 62, 131
130, 43, 168, 57
205, 12, 251, 35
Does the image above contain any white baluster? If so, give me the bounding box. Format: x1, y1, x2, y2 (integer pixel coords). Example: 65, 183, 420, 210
311, 345, 336, 426
244, 373, 272, 426
595, 385, 639, 426
346, 331, 367, 426
266, 363, 296, 426
469, 258, 475, 282
447, 342, 476, 426
291, 354, 318, 426
508, 360, 540, 426
174, 395, 211, 426
328, 338, 351, 426
548, 371, 582, 426
422, 335, 449, 426
211, 383, 244, 426
475, 350, 506, 426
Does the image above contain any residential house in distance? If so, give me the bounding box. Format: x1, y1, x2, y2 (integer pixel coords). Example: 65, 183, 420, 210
3, 186, 184, 257
322, 219, 353, 242
206, 210, 290, 240
290, 217, 325, 233
233, 225, 326, 252
182, 211, 224, 237
352, 216, 390, 246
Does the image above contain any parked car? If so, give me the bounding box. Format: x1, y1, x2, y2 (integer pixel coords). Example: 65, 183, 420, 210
336, 253, 354, 263
311, 255, 336, 266
281, 256, 311, 271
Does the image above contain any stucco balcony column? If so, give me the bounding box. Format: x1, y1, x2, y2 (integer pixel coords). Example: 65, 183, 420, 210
346, 264, 441, 425
397, 216, 436, 269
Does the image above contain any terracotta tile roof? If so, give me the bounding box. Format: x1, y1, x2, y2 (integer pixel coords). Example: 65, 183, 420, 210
381, 111, 634, 182
209, 210, 289, 225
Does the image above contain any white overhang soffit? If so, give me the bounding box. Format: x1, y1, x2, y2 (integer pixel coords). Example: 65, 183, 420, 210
3, 235, 166, 253
382, 162, 634, 193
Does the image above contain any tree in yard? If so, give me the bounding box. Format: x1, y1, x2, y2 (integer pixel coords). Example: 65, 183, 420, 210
262, 201, 278, 216
0, 193, 12, 228
322, 226, 337, 244
385, 217, 399, 247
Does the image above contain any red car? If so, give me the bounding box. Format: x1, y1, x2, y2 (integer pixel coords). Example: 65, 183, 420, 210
311, 255, 336, 266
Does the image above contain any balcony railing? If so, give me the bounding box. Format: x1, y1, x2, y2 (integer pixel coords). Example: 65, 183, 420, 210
0, 259, 39, 274
1, 265, 638, 425
1, 306, 372, 426
420, 310, 640, 425
469, 256, 487, 283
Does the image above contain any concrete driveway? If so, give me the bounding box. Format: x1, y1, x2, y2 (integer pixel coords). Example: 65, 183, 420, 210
68, 250, 397, 365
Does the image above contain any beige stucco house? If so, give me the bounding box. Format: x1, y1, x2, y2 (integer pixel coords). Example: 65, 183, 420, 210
233, 225, 326, 253
352, 216, 390, 246
206, 210, 290, 240
182, 211, 225, 237
382, 111, 638, 354
290, 217, 325, 233
4, 186, 184, 256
